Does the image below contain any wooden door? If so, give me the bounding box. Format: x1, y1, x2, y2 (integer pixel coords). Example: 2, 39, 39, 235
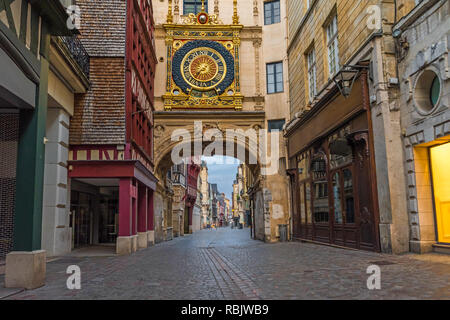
353, 134, 377, 250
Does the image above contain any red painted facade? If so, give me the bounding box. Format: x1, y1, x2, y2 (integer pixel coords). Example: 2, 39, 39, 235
126, 0, 157, 172
68, 0, 158, 250
185, 162, 201, 231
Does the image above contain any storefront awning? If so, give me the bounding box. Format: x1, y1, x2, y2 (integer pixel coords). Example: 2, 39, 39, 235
68, 160, 159, 191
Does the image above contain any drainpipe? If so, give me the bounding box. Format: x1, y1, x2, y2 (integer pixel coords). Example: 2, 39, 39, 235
394, 0, 398, 25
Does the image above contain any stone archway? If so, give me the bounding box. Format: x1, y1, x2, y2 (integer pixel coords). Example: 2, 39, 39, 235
153, 110, 266, 178
152, 110, 273, 242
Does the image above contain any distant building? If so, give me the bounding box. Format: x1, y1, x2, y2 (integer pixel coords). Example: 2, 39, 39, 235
192, 174, 202, 232
199, 161, 210, 228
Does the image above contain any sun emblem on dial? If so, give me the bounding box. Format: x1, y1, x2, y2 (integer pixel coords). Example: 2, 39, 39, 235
190, 56, 218, 82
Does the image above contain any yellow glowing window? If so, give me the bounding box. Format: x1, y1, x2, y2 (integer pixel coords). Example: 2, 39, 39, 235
430, 142, 450, 243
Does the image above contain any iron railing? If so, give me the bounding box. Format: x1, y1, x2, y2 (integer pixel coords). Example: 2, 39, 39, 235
61, 35, 90, 78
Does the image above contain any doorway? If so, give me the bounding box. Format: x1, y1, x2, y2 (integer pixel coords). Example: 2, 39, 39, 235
430, 142, 450, 244
70, 191, 93, 249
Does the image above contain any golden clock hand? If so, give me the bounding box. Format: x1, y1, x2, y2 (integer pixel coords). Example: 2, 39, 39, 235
196, 65, 207, 78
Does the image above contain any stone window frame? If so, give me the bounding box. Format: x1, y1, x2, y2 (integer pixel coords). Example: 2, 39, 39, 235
403, 122, 450, 252
412, 65, 443, 117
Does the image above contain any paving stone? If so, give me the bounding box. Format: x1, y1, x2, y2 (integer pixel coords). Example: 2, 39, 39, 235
2, 228, 449, 300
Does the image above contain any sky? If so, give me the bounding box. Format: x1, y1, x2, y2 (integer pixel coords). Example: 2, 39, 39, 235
202, 156, 240, 200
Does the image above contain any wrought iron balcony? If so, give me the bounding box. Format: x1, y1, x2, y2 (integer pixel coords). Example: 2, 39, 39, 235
60, 35, 90, 78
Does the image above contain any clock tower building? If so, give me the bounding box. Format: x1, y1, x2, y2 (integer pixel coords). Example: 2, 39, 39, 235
152, 0, 291, 243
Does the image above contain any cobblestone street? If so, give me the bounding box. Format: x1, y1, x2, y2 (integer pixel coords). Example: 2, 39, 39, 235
1, 228, 449, 300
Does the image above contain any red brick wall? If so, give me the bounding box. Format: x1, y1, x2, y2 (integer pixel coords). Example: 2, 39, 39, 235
126, 0, 157, 166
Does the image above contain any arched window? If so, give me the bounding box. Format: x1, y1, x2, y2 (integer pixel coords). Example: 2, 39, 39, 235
184, 0, 208, 15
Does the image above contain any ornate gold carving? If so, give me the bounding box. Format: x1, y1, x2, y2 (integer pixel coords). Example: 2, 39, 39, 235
163, 1, 243, 110
173, 40, 183, 50
180, 47, 227, 91
225, 41, 234, 50
233, 0, 240, 25
167, 0, 173, 24
174, 0, 180, 18
214, 0, 219, 15
165, 37, 174, 46
181, 13, 223, 25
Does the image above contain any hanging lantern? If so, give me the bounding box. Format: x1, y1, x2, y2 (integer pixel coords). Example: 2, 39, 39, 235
332, 64, 368, 98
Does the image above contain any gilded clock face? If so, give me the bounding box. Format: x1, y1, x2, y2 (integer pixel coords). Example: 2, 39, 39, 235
181, 47, 226, 91
172, 40, 235, 96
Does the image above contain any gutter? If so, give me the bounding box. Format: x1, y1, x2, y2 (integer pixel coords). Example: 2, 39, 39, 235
393, 0, 441, 32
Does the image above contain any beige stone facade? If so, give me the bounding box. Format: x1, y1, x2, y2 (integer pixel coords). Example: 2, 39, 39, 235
199, 162, 210, 228
285, 0, 448, 254
395, 0, 450, 253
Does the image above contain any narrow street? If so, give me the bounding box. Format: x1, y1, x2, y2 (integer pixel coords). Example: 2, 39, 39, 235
2, 228, 449, 300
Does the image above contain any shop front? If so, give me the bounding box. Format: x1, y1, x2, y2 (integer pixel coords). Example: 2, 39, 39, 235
286, 74, 381, 252
405, 134, 450, 253
70, 182, 119, 249
68, 160, 157, 255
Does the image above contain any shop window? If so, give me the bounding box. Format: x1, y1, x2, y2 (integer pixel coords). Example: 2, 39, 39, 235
332, 172, 343, 224
329, 139, 352, 168
305, 183, 312, 224
414, 69, 441, 115
312, 150, 329, 223
343, 169, 355, 224
297, 152, 310, 181
311, 157, 326, 180
299, 184, 306, 223
331, 167, 355, 225
329, 128, 352, 169
430, 142, 450, 243
313, 181, 329, 223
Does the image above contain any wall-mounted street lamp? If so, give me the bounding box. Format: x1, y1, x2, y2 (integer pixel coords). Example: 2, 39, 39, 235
332, 64, 369, 98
